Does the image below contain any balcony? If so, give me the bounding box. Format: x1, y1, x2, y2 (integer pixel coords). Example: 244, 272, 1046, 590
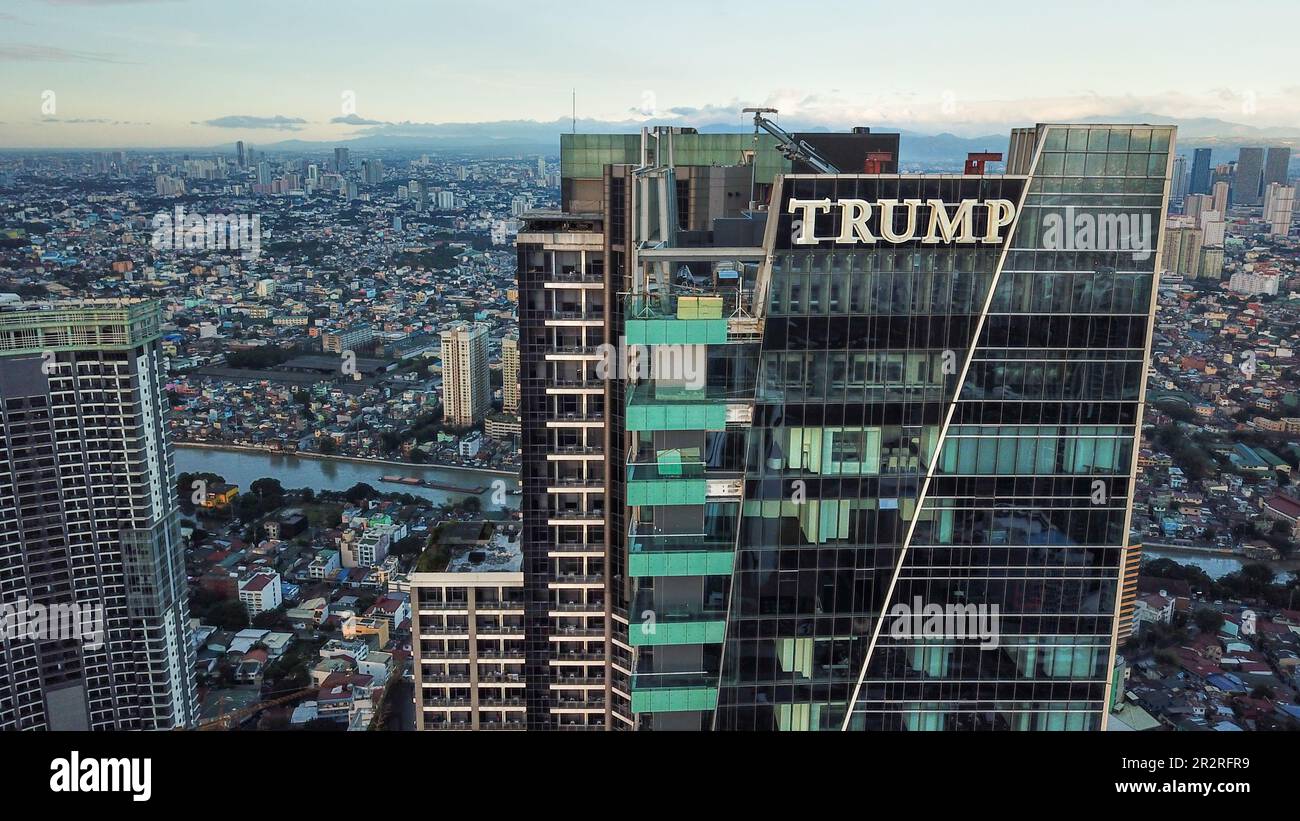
627, 608, 728, 647
626, 461, 707, 507
630, 672, 720, 714
546, 543, 605, 555
627, 532, 735, 577
625, 385, 729, 432
475, 600, 526, 613
625, 294, 730, 347
544, 268, 603, 284
548, 601, 605, 614
479, 721, 526, 731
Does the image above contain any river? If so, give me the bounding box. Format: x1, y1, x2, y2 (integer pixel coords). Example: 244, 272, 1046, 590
1144, 548, 1299, 584
174, 445, 521, 512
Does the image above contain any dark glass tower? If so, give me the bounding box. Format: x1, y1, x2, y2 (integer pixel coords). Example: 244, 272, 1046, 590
519, 121, 1170, 731
620, 124, 1172, 731
1189, 147, 1212, 195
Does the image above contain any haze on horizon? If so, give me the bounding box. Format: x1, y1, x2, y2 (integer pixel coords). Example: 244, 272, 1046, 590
1, 0, 1297, 149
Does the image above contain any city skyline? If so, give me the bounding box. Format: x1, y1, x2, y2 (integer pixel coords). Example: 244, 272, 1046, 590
2, 0, 1300, 148
2, 0, 1300, 759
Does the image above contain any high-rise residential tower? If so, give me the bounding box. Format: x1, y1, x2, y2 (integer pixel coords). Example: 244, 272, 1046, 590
0, 298, 197, 730
440, 323, 491, 427
1263, 183, 1295, 236
519, 121, 1169, 731
501, 335, 520, 416
1234, 147, 1265, 206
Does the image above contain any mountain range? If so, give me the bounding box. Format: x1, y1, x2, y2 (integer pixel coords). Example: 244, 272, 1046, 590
238, 113, 1300, 166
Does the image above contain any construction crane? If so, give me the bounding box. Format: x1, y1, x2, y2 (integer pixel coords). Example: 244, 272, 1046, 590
193, 686, 317, 731
743, 107, 840, 174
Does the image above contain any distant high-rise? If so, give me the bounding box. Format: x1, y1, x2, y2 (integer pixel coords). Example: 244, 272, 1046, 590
1184, 192, 1211, 222
1263, 183, 1295, 235
1234, 147, 1265, 206
440, 323, 490, 427
1171, 155, 1188, 199
334, 147, 351, 175
501, 335, 520, 416
236, 140, 246, 168
1189, 147, 1212, 195
1212, 180, 1230, 215
1264, 147, 1291, 188
362, 158, 384, 185
0, 298, 197, 730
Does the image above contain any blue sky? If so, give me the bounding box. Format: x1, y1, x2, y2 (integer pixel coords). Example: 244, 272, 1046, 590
2, 0, 1297, 147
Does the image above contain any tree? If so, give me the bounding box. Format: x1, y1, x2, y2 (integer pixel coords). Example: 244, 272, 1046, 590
392, 534, 429, 557
344, 482, 377, 504
318, 437, 337, 455
176, 471, 225, 513
1192, 608, 1224, 635
250, 477, 285, 503
203, 599, 249, 631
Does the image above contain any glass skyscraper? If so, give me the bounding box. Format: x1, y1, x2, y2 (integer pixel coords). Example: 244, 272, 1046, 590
519, 122, 1172, 731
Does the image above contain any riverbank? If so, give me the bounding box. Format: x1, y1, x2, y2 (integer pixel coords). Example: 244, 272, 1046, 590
173, 445, 520, 511
174, 441, 520, 478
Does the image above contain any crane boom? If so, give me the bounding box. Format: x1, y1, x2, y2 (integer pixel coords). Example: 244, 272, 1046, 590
743, 107, 839, 175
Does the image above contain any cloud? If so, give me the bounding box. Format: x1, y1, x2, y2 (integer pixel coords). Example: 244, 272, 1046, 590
201, 115, 307, 131
620, 89, 1300, 136
42, 117, 150, 125
0, 44, 135, 63
331, 113, 387, 126
43, 0, 182, 5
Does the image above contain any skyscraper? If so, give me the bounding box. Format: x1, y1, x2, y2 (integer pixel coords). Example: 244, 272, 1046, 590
1234, 147, 1265, 206
334, 147, 351, 175
440, 323, 490, 427
1189, 147, 1212, 195
1212, 180, 1230, 215
501, 335, 520, 416
1264, 147, 1291, 188
1171, 154, 1188, 200
1263, 183, 1295, 236
0, 298, 197, 730
516, 125, 901, 730
236, 140, 246, 168
519, 121, 1170, 731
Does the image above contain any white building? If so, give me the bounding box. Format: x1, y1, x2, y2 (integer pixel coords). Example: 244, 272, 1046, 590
1229, 269, 1280, 296
238, 571, 283, 616
440, 323, 490, 426
1263, 183, 1295, 236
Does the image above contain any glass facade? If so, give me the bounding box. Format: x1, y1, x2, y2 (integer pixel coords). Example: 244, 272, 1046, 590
534, 122, 1169, 731
710, 125, 1171, 730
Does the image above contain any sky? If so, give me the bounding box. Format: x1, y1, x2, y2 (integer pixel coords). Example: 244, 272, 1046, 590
1, 0, 1298, 148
